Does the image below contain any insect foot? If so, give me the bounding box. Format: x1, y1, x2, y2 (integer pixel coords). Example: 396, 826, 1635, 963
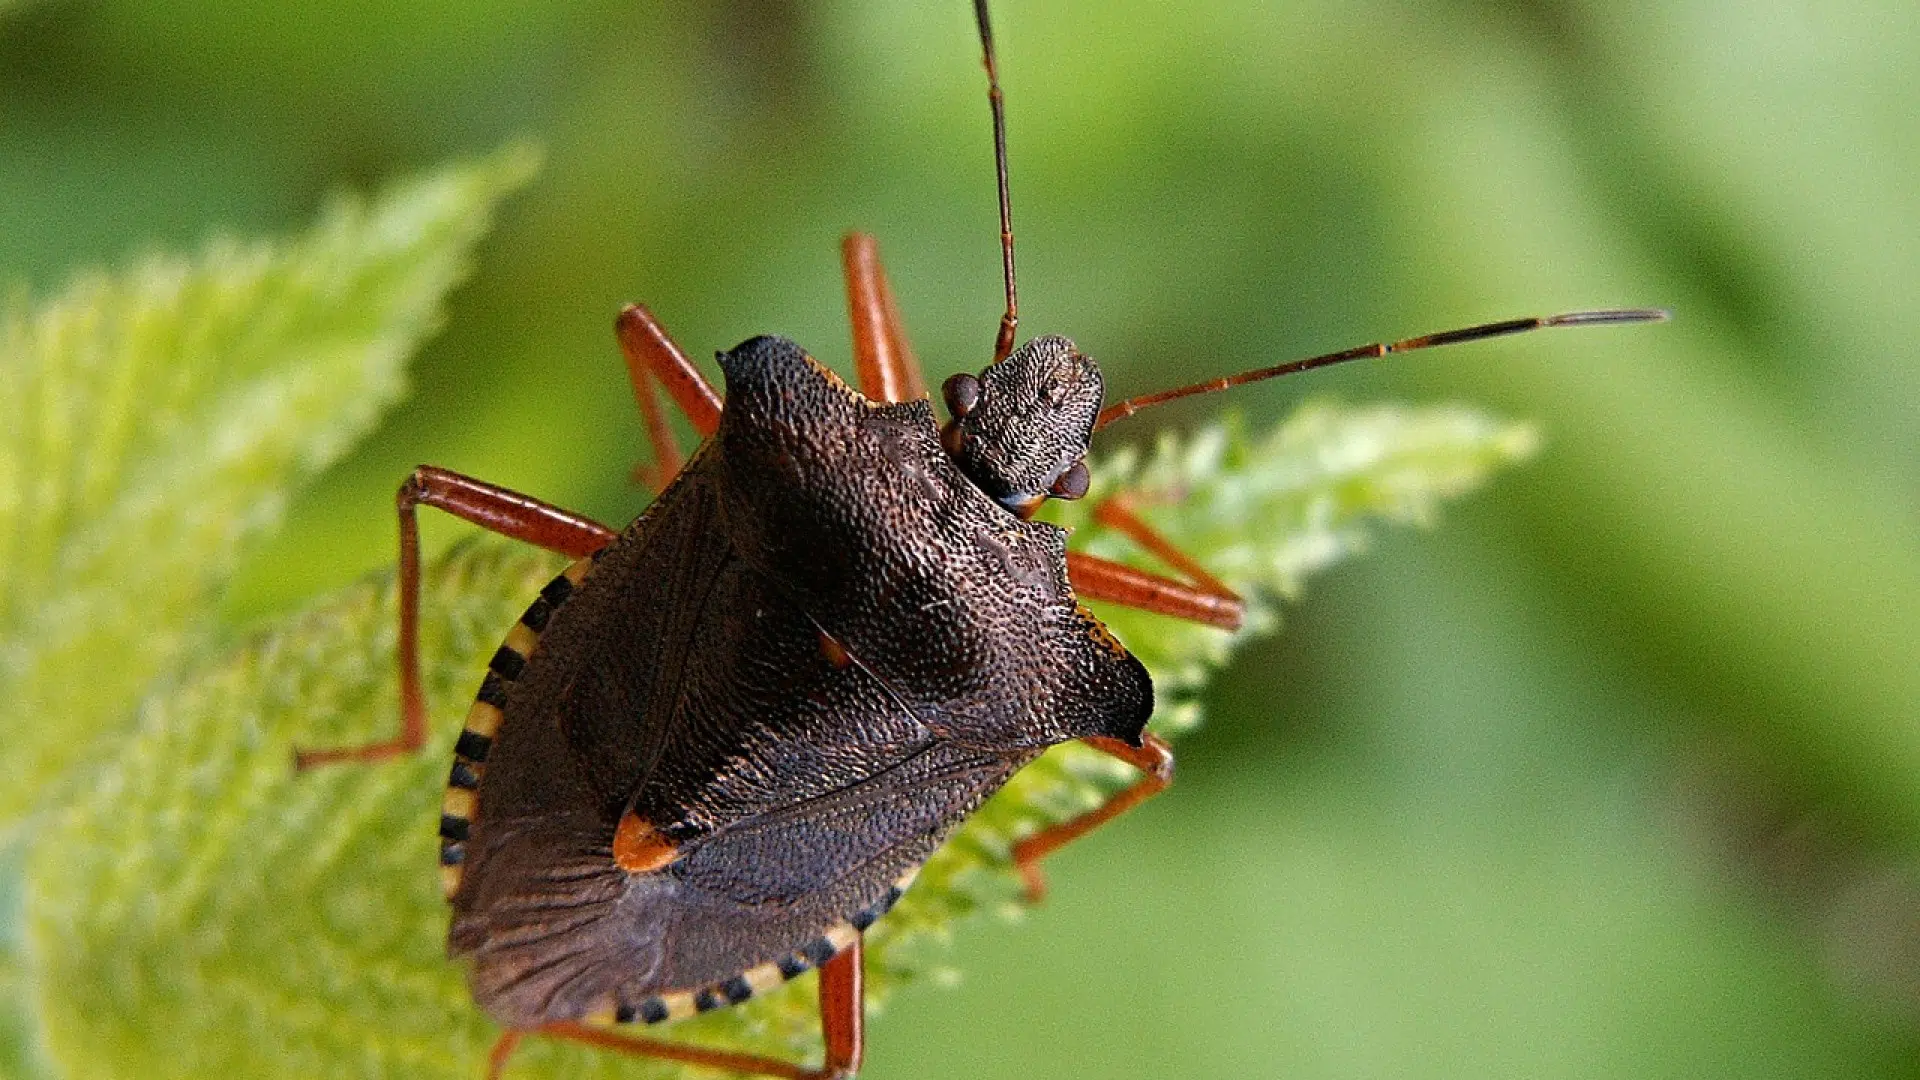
1012, 733, 1177, 903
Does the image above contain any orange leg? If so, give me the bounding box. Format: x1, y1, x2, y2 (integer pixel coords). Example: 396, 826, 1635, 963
1066, 554, 1241, 631
302, 307, 712, 767
617, 303, 724, 490
294, 467, 617, 769
627, 366, 681, 493
488, 940, 866, 1080
1067, 494, 1245, 631
842, 233, 927, 404
1011, 734, 1174, 903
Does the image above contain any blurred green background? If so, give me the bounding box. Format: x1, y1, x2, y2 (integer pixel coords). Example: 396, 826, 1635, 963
7, 0, 1920, 1076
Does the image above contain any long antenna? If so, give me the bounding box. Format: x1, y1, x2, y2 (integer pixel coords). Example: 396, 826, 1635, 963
1095, 308, 1670, 429
975, 0, 1018, 365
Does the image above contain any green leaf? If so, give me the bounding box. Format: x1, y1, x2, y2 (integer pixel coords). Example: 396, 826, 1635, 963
0, 144, 539, 827
22, 402, 1532, 1079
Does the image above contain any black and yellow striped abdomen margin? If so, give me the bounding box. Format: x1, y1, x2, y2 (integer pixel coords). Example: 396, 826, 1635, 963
436, 556, 595, 899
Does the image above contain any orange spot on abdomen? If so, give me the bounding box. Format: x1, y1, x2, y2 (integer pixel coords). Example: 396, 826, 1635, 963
613, 811, 679, 874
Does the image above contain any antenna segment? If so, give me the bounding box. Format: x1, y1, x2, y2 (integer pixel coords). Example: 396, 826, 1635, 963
1095, 308, 1671, 429
974, 0, 1019, 365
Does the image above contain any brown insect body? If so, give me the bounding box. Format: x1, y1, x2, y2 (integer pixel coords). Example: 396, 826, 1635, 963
446, 335, 1149, 1028
296, 3, 1664, 1075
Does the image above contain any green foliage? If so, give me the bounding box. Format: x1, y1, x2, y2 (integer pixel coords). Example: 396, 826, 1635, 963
7, 0, 1918, 1075
25, 543, 555, 1080
0, 144, 538, 828
20, 405, 1532, 1079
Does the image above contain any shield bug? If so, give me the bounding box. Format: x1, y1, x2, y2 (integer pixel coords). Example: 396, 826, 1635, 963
298, 1, 1665, 1076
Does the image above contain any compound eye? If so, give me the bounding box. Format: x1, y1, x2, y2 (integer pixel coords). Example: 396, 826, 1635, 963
943, 372, 983, 419
1049, 459, 1091, 501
